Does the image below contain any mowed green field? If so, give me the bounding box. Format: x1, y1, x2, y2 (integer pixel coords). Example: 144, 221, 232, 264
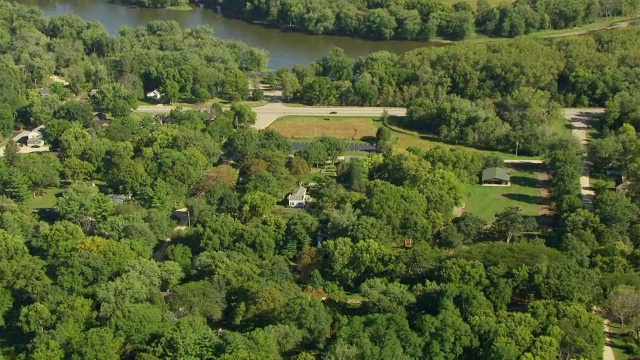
463, 166, 548, 222
28, 187, 64, 209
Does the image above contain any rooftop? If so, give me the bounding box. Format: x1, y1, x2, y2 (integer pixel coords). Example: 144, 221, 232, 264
482, 167, 511, 182
288, 186, 307, 201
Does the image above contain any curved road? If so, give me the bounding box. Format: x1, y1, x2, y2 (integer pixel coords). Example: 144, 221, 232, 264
135, 102, 407, 129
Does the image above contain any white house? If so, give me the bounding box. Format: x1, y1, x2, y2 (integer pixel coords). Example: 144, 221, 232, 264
26, 125, 45, 147
108, 194, 132, 204
146, 89, 163, 100
287, 186, 310, 208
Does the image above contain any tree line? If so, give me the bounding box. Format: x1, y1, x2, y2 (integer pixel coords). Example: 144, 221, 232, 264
205, 0, 639, 40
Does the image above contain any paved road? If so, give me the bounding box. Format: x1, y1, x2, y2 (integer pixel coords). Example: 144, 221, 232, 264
136, 102, 407, 129
503, 159, 544, 164
563, 108, 605, 210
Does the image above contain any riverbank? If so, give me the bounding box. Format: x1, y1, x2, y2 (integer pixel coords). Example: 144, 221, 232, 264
25, 0, 640, 70
199, 2, 639, 46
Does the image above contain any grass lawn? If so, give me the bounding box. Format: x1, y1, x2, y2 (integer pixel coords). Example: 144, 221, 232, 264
463, 165, 547, 223
609, 322, 634, 360
269, 115, 543, 160
29, 187, 64, 209
302, 169, 333, 184
166, 4, 193, 10
550, 113, 573, 136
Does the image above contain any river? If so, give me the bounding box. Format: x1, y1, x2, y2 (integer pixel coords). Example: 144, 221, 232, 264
24, 0, 436, 69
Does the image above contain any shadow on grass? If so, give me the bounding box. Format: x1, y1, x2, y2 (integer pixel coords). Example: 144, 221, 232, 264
510, 175, 540, 188
533, 214, 553, 228
502, 193, 545, 205
360, 135, 376, 144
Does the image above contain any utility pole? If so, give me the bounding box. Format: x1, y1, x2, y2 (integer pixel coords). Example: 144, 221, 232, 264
515, 141, 519, 157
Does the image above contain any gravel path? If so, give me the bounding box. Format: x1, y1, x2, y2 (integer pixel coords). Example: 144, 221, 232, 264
563, 108, 605, 210
604, 320, 615, 360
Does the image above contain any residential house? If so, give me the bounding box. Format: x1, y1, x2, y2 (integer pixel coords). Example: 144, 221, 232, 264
173, 208, 191, 226
287, 186, 311, 207
481, 167, 511, 186
616, 175, 631, 194
93, 113, 110, 127
108, 194, 132, 204
146, 89, 162, 100
26, 125, 45, 147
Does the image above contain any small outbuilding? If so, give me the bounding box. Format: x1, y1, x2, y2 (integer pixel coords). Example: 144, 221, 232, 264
481, 167, 511, 186
287, 186, 310, 208
38, 88, 51, 96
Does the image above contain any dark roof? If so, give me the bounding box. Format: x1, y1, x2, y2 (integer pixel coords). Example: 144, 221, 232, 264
482, 167, 511, 182
94, 113, 108, 121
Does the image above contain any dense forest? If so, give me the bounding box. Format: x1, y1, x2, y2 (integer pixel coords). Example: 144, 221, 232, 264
1, 1, 640, 359
209, 0, 640, 40
267, 27, 640, 155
